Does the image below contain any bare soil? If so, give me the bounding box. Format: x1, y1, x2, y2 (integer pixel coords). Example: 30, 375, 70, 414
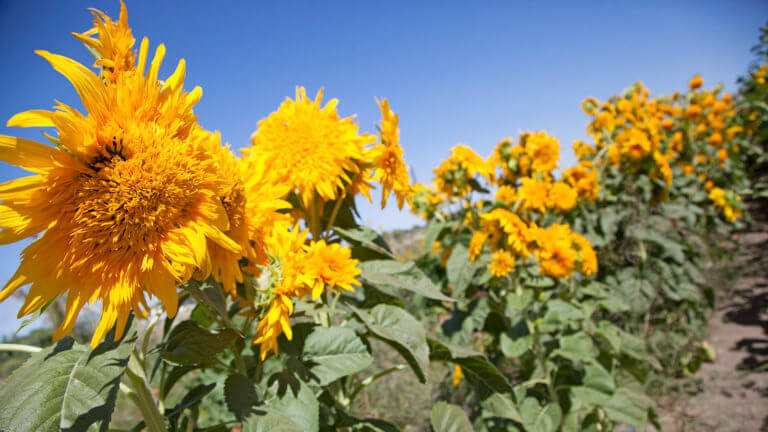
655, 230, 768, 432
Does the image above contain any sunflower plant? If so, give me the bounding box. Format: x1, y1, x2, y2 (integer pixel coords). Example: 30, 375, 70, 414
406, 74, 752, 430
0, 4, 453, 431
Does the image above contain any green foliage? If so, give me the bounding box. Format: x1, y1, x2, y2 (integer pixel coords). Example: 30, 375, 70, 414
0, 320, 136, 432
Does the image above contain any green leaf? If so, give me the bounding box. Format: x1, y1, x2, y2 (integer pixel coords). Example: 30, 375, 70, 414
506, 289, 534, 313
0, 319, 136, 432
242, 410, 303, 432
500, 333, 533, 358
446, 244, 474, 298
554, 332, 596, 363
301, 326, 373, 385
265, 380, 319, 432
160, 320, 239, 365
165, 383, 216, 423
350, 304, 429, 383
602, 389, 648, 428
583, 363, 615, 394
480, 393, 523, 423
225, 374, 259, 420
519, 398, 562, 432
430, 402, 473, 432
358, 260, 453, 302
569, 386, 611, 408
540, 300, 584, 332
335, 227, 396, 260
428, 338, 514, 394
424, 221, 451, 250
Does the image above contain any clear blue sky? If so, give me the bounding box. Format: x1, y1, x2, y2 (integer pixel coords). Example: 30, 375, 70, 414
0, 1, 765, 336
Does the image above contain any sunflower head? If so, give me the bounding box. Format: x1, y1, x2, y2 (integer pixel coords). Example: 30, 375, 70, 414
0, 37, 240, 347
245, 87, 375, 208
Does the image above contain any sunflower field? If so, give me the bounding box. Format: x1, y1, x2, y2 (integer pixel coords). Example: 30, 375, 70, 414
0, 3, 766, 432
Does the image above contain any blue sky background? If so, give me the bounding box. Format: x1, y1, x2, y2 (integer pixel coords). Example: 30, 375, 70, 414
0, 1, 766, 336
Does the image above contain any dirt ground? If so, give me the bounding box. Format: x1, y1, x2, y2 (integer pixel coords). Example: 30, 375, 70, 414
654, 230, 768, 432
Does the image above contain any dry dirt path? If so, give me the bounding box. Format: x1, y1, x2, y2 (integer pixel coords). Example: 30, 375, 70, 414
656, 230, 768, 431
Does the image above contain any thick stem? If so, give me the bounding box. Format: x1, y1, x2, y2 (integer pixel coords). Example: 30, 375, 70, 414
324, 197, 345, 239
125, 351, 166, 432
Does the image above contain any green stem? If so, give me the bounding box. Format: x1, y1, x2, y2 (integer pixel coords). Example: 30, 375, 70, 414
0, 343, 41, 353
347, 365, 406, 405
125, 350, 166, 432
233, 349, 248, 376
324, 197, 345, 239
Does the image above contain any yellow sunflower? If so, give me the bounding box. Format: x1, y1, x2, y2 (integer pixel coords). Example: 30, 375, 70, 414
489, 250, 515, 278
518, 177, 550, 213
0, 39, 239, 347
244, 87, 375, 208
196, 134, 291, 297
371, 98, 411, 209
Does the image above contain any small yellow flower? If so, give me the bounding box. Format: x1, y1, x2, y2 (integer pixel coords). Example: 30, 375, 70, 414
490, 250, 515, 278
452, 365, 464, 387
372, 98, 411, 209
518, 177, 550, 213
548, 182, 578, 212
689, 75, 703, 89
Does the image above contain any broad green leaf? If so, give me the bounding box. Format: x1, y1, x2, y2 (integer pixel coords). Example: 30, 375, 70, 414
519, 398, 562, 432
500, 333, 533, 358
302, 326, 373, 385
424, 221, 451, 250
0, 321, 136, 432
265, 380, 319, 432
446, 244, 474, 298
242, 410, 303, 432
225, 374, 259, 420
583, 362, 615, 394
335, 227, 396, 260
160, 320, 240, 365
602, 389, 648, 428
480, 393, 523, 423
569, 386, 611, 408
430, 402, 473, 432
428, 338, 514, 394
358, 259, 453, 302
554, 332, 596, 363
506, 289, 534, 312
351, 304, 429, 383
540, 300, 584, 332
165, 383, 216, 423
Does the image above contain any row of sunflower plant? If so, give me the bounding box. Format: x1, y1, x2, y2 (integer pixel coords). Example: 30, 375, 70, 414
0, 3, 470, 431
405, 60, 759, 429
0, 3, 763, 431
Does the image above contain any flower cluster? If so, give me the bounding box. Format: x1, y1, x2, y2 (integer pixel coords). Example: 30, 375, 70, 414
0, 3, 410, 355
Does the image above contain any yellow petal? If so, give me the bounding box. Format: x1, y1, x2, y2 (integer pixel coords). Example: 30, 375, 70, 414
7, 110, 57, 128
35, 50, 106, 119
0, 135, 57, 173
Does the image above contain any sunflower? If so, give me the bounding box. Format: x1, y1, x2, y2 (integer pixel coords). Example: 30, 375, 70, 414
522, 131, 560, 174
518, 177, 550, 213
305, 240, 361, 300
252, 226, 360, 359
489, 250, 515, 278
71, 1, 136, 82
244, 87, 375, 208
534, 224, 578, 279
371, 98, 411, 209
195, 134, 291, 297
548, 182, 577, 212
0, 38, 240, 348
